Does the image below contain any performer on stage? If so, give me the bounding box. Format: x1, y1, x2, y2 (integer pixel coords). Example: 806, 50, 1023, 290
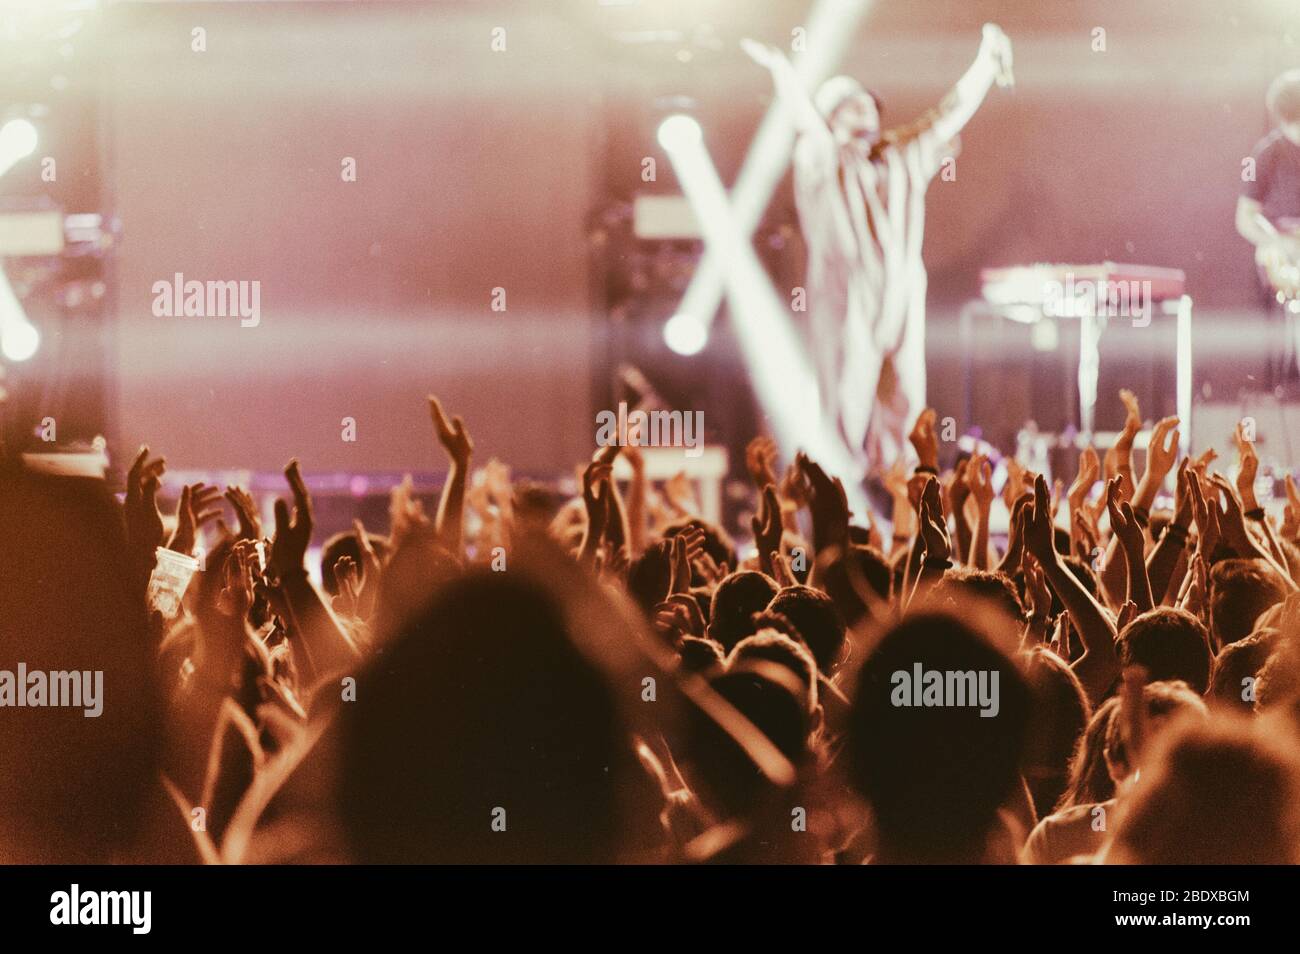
1236, 68, 1300, 388
744, 25, 1014, 467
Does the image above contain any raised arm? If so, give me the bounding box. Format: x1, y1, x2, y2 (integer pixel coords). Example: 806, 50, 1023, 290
1025, 475, 1120, 704
924, 24, 1013, 146
428, 396, 473, 557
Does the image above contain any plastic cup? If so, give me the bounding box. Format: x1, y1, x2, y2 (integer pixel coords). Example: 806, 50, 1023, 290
147, 546, 200, 618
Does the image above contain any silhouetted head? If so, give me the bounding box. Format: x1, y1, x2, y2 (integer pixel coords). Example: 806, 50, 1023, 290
1108, 714, 1300, 864
707, 570, 779, 653
1117, 607, 1213, 695
1208, 559, 1285, 650
848, 609, 1030, 863
1055, 696, 1121, 812
767, 585, 847, 676
340, 560, 657, 863
1210, 629, 1280, 712
1020, 646, 1091, 819
0, 465, 163, 862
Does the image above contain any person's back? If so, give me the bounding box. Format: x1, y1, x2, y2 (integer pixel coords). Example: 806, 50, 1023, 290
847, 606, 1030, 863
338, 548, 661, 863
0, 464, 165, 862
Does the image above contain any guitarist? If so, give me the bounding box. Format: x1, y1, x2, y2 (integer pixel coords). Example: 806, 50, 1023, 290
1237, 69, 1300, 387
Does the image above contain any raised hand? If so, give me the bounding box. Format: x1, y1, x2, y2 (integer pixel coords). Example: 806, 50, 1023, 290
579, 456, 614, 564
1002, 456, 1026, 511
124, 445, 167, 555
1073, 508, 1099, 564
1145, 417, 1181, 481
428, 395, 473, 467
666, 534, 692, 596
663, 471, 700, 517
771, 550, 798, 588
1106, 476, 1144, 560
1209, 473, 1254, 556
217, 539, 260, 621
798, 451, 850, 553
1112, 389, 1142, 500
268, 459, 313, 582
654, 591, 705, 641
1180, 552, 1209, 620
997, 491, 1033, 572
745, 436, 779, 490
966, 453, 995, 512
223, 485, 262, 541
1283, 475, 1300, 541
1024, 474, 1058, 566
751, 484, 783, 577
1233, 421, 1260, 512
388, 474, 432, 555
1021, 551, 1052, 642
168, 482, 224, 557
429, 396, 474, 554
1191, 447, 1218, 484
965, 453, 994, 569
981, 23, 1014, 84
946, 457, 971, 515
1107, 473, 1154, 613
330, 555, 363, 619
1067, 446, 1100, 513
917, 477, 951, 564
908, 408, 940, 472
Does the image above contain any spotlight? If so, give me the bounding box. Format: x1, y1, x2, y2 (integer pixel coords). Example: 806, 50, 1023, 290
656, 114, 702, 153
0, 320, 39, 362
0, 268, 39, 362
0, 119, 38, 178
663, 311, 708, 356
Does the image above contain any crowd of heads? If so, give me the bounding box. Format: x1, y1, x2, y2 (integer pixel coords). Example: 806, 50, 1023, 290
3, 387, 1300, 864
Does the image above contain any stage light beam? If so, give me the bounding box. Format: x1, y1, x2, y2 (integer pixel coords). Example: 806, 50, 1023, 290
0, 267, 40, 362
661, 118, 867, 511
663, 311, 708, 355
656, 114, 702, 152
1, 320, 40, 362
675, 0, 873, 332
0, 119, 39, 178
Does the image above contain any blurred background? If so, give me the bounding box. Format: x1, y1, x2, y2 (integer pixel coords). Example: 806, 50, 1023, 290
2, 0, 1299, 540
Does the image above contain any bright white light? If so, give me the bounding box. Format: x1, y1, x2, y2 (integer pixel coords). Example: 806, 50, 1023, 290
657, 114, 702, 153
663, 311, 708, 355
0, 119, 38, 178
0, 266, 39, 361
661, 108, 868, 511
1, 321, 39, 362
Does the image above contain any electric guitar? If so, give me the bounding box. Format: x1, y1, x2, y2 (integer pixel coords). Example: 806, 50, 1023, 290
1258, 219, 1300, 305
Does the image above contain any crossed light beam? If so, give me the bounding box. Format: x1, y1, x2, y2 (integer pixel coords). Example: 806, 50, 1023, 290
659, 116, 868, 513
663, 0, 875, 512
672, 0, 873, 339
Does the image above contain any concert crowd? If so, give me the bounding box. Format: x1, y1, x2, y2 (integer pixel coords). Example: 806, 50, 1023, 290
2, 389, 1299, 865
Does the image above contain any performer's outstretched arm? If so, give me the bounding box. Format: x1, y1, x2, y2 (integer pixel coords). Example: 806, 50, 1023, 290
925, 24, 1013, 146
